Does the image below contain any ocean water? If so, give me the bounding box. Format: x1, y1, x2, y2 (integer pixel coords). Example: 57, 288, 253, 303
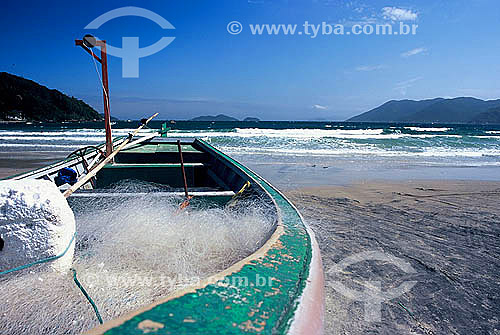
1, 121, 500, 186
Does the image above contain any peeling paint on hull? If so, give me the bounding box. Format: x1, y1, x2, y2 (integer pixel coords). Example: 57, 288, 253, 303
9, 136, 324, 335
87, 140, 324, 335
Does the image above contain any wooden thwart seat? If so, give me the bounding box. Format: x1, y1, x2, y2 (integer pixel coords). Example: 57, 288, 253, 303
70, 190, 235, 198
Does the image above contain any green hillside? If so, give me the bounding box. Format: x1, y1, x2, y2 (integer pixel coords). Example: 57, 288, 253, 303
0, 72, 101, 122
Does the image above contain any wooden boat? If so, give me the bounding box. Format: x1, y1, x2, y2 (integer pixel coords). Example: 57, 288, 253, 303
5, 126, 324, 334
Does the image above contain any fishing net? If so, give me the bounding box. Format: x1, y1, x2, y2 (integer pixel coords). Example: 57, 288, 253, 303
0, 180, 275, 334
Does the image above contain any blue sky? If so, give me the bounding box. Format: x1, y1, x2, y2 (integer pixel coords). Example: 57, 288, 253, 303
1, 0, 499, 120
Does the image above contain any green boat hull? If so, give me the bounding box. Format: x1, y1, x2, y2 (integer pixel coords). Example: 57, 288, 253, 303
8, 135, 324, 334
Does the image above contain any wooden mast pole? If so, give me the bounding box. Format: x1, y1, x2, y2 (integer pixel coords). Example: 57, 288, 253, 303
177, 139, 193, 211
177, 140, 189, 198
75, 35, 113, 157
99, 41, 112, 157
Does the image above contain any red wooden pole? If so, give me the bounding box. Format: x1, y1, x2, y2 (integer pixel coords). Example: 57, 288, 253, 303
177, 140, 189, 198
99, 41, 113, 157
75, 38, 113, 157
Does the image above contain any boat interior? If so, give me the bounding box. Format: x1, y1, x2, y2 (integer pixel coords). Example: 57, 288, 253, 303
1, 128, 318, 335
7, 133, 263, 209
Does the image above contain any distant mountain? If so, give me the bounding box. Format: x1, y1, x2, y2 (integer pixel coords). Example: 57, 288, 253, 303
0, 72, 101, 122
348, 97, 500, 124
190, 114, 238, 121
243, 117, 260, 122
348, 98, 444, 122
470, 107, 500, 124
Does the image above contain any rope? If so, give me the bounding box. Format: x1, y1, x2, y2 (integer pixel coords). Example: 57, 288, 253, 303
226, 181, 251, 209
89, 49, 110, 115
0, 232, 76, 276
0, 232, 103, 325
398, 301, 415, 319
71, 268, 103, 324
234, 181, 251, 198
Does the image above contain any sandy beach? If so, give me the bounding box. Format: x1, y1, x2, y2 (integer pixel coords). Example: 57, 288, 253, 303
287, 180, 500, 334
0, 151, 69, 179
1, 154, 499, 334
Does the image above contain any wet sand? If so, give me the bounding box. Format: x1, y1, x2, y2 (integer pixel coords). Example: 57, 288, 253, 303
286, 181, 500, 334
0, 151, 69, 179
1, 154, 499, 334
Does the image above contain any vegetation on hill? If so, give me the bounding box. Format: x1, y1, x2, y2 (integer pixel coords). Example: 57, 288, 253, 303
0, 72, 101, 122
470, 107, 500, 124
348, 97, 500, 124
